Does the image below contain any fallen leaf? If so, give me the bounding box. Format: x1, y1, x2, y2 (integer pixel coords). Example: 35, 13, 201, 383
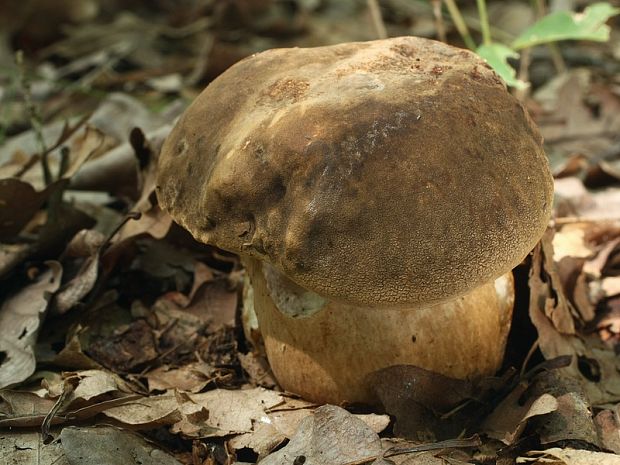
595, 407, 620, 454
0, 178, 66, 241
0, 262, 62, 389
369, 365, 473, 441
88, 319, 158, 372
0, 430, 68, 464
53, 252, 99, 314
60, 425, 182, 465
537, 392, 599, 446
259, 405, 383, 465
146, 362, 215, 393
484, 387, 559, 445
521, 447, 620, 465
529, 230, 620, 405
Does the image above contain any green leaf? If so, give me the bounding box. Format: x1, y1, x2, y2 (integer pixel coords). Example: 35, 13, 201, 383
512, 2, 620, 50
476, 43, 528, 90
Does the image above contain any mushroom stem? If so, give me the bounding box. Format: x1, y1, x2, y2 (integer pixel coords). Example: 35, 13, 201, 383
243, 257, 515, 405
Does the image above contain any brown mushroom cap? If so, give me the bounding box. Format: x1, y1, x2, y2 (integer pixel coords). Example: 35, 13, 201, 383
157, 36, 553, 307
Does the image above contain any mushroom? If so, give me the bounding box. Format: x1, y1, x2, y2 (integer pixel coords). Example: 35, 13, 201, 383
156, 36, 553, 404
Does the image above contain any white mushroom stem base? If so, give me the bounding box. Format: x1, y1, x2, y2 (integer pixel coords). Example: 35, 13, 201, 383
242, 258, 515, 405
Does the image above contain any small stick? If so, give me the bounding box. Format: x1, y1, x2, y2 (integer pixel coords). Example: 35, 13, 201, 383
443, 0, 477, 50
367, 0, 388, 40
432, 0, 447, 43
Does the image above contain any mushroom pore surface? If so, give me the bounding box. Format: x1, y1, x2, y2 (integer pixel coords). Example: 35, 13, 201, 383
157, 36, 553, 307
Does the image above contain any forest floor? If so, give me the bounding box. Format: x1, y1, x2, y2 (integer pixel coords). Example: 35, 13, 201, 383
1, 1, 620, 464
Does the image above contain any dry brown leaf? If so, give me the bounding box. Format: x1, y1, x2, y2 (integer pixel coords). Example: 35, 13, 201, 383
0, 262, 62, 389
146, 362, 214, 393
102, 394, 181, 427
538, 392, 598, 446
53, 252, 99, 314
60, 425, 182, 465
552, 223, 596, 261
185, 388, 285, 437
238, 351, 277, 389
369, 365, 473, 441
0, 389, 57, 419
0, 178, 66, 241
53, 369, 131, 404
102, 387, 287, 437
595, 408, 620, 454
529, 230, 620, 405
50, 323, 102, 370
88, 319, 158, 372
0, 430, 68, 464
259, 405, 382, 465
521, 448, 620, 465
484, 388, 559, 445
230, 407, 390, 459
62, 125, 107, 179
0, 243, 33, 279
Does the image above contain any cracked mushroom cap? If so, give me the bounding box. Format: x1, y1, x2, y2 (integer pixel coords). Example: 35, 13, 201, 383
157, 36, 553, 308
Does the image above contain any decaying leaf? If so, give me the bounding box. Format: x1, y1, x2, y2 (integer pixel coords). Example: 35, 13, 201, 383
369, 365, 474, 441
146, 362, 215, 393
60, 426, 182, 465
520, 448, 620, 465
529, 229, 620, 405
0, 178, 66, 241
0, 262, 62, 389
484, 387, 559, 445
258, 405, 383, 465
102, 387, 287, 437
0, 430, 68, 465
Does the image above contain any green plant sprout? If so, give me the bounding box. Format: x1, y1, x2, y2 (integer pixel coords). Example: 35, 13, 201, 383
445, 1, 619, 89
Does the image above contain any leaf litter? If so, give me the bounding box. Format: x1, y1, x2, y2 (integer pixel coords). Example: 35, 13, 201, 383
2, 1, 620, 464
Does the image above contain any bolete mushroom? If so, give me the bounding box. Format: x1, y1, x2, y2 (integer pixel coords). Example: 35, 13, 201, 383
156, 36, 553, 404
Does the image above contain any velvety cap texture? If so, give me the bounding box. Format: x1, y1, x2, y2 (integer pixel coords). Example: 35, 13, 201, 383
157, 36, 553, 307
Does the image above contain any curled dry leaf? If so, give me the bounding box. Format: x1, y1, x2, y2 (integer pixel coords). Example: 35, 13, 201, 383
53, 252, 99, 314
484, 387, 559, 445
0, 262, 62, 389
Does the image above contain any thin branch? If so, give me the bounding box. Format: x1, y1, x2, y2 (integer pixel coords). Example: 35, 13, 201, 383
367, 0, 388, 39
432, 0, 447, 42
443, 0, 477, 49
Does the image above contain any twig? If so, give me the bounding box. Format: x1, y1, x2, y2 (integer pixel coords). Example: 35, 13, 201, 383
432, 0, 447, 42
367, 0, 388, 40
520, 338, 540, 378
384, 435, 482, 457
534, 0, 566, 74
341, 435, 482, 465
443, 0, 477, 50
515, 47, 532, 100
15, 50, 51, 185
